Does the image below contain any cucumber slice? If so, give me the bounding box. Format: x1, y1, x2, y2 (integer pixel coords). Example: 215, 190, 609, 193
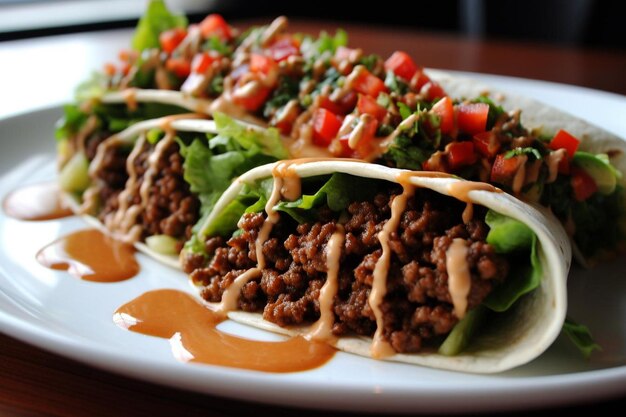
573, 151, 618, 195
145, 234, 178, 255
59, 152, 90, 193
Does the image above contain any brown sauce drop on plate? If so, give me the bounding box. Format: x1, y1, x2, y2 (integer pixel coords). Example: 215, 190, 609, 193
37, 229, 139, 282
114, 289, 336, 373
2, 182, 73, 221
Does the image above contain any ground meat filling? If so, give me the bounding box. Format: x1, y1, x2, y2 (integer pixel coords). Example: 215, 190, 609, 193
96, 140, 200, 249
188, 188, 510, 353
141, 141, 200, 249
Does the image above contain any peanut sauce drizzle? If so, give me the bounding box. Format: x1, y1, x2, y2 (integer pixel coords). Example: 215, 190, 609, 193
369, 184, 414, 358
446, 238, 471, 319
114, 289, 335, 373
2, 182, 73, 221
306, 224, 344, 342
36, 229, 139, 282
446, 181, 500, 224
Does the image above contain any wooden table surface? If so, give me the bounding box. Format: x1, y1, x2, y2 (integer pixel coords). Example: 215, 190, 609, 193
1, 19, 626, 417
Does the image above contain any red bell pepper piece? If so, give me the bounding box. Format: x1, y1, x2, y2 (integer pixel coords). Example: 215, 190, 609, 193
312, 108, 343, 147
352, 68, 388, 98
159, 28, 187, 54
250, 54, 277, 76
431, 96, 454, 135
357, 94, 387, 122
191, 52, 217, 73
199, 14, 232, 41
549, 129, 580, 158
456, 102, 489, 135
165, 58, 191, 78
472, 131, 500, 158
490, 154, 524, 184
232, 84, 272, 112
420, 81, 446, 101
384, 51, 419, 81
447, 142, 478, 170
338, 118, 378, 158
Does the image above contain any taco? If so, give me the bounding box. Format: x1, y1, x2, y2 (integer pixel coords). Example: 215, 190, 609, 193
180, 159, 570, 373
57, 2, 625, 264
60, 112, 289, 266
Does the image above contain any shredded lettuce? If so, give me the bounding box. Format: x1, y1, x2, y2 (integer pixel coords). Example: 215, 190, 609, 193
132, 0, 187, 51
562, 318, 602, 359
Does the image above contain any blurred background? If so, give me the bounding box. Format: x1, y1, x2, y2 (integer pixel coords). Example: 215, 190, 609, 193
1, 0, 625, 50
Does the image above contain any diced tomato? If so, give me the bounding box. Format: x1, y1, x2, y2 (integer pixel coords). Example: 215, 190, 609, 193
413, 68, 431, 91
549, 129, 580, 158
159, 27, 187, 54
250, 53, 278, 76
447, 142, 477, 170
357, 94, 387, 122
274, 118, 293, 136
268, 36, 300, 62
420, 81, 446, 101
571, 167, 598, 201
165, 58, 191, 78
352, 68, 388, 98
232, 84, 271, 112
472, 131, 500, 158
456, 102, 489, 135
338, 91, 358, 113
490, 154, 524, 184
431, 96, 454, 135
338, 118, 378, 158
199, 14, 232, 41
318, 96, 344, 115
191, 52, 216, 73
312, 108, 342, 147
384, 51, 419, 81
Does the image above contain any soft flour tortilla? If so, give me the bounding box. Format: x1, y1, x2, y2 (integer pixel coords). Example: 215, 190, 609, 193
194, 160, 571, 373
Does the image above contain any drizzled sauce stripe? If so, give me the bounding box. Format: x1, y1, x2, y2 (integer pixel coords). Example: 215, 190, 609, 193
369, 184, 414, 358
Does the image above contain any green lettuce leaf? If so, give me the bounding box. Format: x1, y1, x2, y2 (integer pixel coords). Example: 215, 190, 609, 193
439, 306, 486, 356
132, 0, 187, 51
274, 173, 384, 223
213, 112, 289, 159
200, 179, 273, 239
484, 209, 534, 253
483, 210, 541, 311
562, 318, 601, 359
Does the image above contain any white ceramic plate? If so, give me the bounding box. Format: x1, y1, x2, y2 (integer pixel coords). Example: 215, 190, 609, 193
1, 74, 626, 414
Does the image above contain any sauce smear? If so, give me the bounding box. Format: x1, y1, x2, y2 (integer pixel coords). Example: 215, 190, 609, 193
2, 182, 73, 221
36, 229, 139, 282
114, 289, 335, 372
